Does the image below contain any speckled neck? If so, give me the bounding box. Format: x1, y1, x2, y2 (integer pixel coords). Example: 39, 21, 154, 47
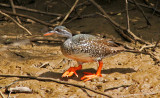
60, 29, 72, 39
65, 32, 72, 39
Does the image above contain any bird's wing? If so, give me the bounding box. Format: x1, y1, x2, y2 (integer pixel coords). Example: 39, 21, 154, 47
72, 34, 125, 57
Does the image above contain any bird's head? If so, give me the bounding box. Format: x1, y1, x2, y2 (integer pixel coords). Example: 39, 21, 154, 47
44, 26, 72, 38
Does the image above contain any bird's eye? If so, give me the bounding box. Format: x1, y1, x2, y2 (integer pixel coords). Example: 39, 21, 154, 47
56, 29, 61, 32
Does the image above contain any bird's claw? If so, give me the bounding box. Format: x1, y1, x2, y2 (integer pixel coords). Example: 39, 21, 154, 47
62, 67, 79, 77
81, 72, 102, 81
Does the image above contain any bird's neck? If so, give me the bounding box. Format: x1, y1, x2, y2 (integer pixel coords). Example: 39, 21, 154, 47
62, 36, 73, 44
62, 29, 73, 39
66, 34, 72, 39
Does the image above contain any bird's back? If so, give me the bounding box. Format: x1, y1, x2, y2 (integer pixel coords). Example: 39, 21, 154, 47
61, 34, 125, 62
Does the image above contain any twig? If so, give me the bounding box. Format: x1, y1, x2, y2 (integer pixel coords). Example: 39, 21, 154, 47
128, 0, 160, 14
59, 0, 79, 25
76, 1, 90, 8
0, 10, 32, 36
152, 37, 160, 51
132, 0, 151, 26
4, 79, 22, 89
1, 10, 57, 27
53, 58, 66, 69
67, 5, 87, 24
89, 0, 151, 45
62, 0, 72, 8
97, 12, 150, 45
9, 0, 16, 15
104, 85, 130, 92
152, 0, 159, 15
125, 0, 131, 32
0, 91, 5, 98
81, 88, 93, 97
0, 35, 63, 44
9, 0, 21, 24
148, 52, 160, 64
49, 16, 61, 23
139, 44, 155, 51
7, 87, 32, 93
8, 92, 11, 98
74, 8, 135, 20
0, 3, 62, 16
114, 27, 134, 42
139, 40, 160, 51
0, 74, 112, 98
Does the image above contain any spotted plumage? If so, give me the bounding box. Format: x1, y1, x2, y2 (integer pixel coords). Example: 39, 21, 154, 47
44, 26, 126, 81
61, 34, 125, 63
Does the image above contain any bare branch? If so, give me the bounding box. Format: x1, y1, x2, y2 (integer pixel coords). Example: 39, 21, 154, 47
89, 0, 151, 45
128, 0, 160, 14
1, 10, 57, 27
0, 91, 5, 98
0, 74, 112, 98
125, 0, 131, 32
0, 3, 62, 16
9, 0, 21, 23
132, 0, 151, 26
59, 0, 79, 25
152, 0, 159, 15
0, 10, 32, 36
152, 37, 160, 51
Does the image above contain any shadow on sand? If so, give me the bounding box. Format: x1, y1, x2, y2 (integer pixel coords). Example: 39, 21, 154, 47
39, 68, 136, 81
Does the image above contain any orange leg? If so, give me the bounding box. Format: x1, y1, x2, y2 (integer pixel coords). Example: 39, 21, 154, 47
81, 60, 103, 81
62, 64, 82, 77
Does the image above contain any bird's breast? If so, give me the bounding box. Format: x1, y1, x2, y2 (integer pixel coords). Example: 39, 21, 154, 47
63, 53, 95, 63
60, 38, 97, 62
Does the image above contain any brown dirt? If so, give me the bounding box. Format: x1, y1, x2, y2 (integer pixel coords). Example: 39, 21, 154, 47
0, 0, 160, 98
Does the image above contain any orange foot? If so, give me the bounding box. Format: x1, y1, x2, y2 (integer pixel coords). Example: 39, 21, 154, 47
62, 65, 82, 77
81, 72, 102, 81
81, 60, 103, 81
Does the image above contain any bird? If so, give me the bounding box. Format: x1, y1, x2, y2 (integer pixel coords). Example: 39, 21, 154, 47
44, 26, 126, 81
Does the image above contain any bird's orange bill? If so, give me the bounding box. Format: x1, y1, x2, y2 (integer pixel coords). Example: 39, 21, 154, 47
43, 32, 55, 36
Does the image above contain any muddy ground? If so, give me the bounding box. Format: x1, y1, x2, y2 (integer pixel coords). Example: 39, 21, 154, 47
0, 0, 160, 98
